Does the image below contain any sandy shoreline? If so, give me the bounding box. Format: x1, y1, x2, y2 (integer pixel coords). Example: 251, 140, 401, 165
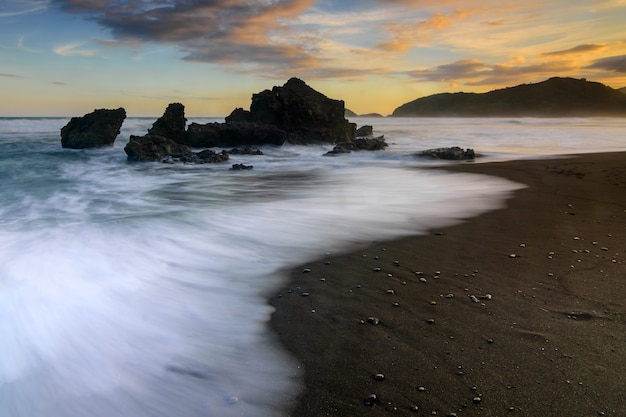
270, 152, 626, 416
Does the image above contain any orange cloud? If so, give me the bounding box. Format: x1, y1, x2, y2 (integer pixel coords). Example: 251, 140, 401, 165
377, 8, 483, 52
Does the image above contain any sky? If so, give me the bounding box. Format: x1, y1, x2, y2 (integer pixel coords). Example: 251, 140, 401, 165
1, 0, 626, 117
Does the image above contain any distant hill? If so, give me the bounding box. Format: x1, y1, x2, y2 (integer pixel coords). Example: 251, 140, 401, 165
620, 86, 626, 94
345, 109, 384, 118
392, 77, 626, 117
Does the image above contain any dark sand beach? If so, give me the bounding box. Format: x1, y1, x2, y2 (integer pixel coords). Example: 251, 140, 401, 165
270, 152, 626, 416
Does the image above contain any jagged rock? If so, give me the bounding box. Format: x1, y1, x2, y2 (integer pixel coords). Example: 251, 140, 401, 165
325, 136, 387, 155
229, 148, 264, 155
124, 134, 229, 163
194, 149, 230, 163
249, 78, 356, 144
124, 134, 193, 162
60, 108, 126, 149
148, 103, 187, 143
185, 121, 286, 147
356, 125, 374, 137
231, 163, 254, 170
415, 146, 477, 160
225, 108, 252, 123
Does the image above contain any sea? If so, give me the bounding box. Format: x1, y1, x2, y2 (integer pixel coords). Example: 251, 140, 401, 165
1, 116, 625, 417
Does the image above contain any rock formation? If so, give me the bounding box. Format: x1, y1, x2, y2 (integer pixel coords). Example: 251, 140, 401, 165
325, 136, 388, 155
249, 77, 355, 144
185, 121, 286, 147
356, 125, 374, 137
178, 78, 356, 147
415, 147, 477, 160
148, 103, 186, 143
124, 134, 229, 163
61, 108, 126, 149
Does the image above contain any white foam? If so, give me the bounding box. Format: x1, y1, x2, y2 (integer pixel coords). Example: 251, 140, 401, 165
2, 116, 625, 416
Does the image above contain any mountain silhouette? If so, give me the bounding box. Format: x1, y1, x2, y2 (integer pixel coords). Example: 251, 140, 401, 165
393, 77, 626, 117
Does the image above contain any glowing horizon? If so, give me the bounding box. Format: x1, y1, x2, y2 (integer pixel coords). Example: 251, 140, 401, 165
1, 0, 625, 117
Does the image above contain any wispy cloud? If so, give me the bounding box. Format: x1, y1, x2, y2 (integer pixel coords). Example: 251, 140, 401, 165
406, 57, 577, 87
543, 43, 609, 56
587, 55, 626, 73
0, 72, 21, 78
377, 8, 485, 52
0, 0, 49, 18
53, 41, 102, 57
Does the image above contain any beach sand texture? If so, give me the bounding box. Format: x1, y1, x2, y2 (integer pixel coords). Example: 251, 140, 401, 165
271, 152, 626, 416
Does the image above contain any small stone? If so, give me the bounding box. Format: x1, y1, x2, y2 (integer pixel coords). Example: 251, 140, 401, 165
373, 373, 385, 381
393, 260, 400, 266
392, 302, 400, 307
227, 396, 239, 405
300, 292, 310, 297
470, 295, 479, 303
302, 268, 311, 273
473, 396, 482, 404
509, 254, 517, 258
387, 289, 395, 294
367, 317, 381, 325
487, 338, 494, 344
364, 393, 377, 406
482, 293, 492, 300
320, 278, 326, 282
427, 318, 435, 324
373, 267, 382, 272
430, 301, 437, 305
420, 277, 427, 283
411, 405, 419, 412
445, 293, 455, 298
417, 386, 426, 392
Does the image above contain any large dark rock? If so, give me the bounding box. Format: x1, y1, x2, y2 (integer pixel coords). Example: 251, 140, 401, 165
61, 108, 126, 149
415, 147, 477, 160
124, 134, 229, 163
148, 103, 186, 143
185, 121, 286, 147
249, 78, 356, 144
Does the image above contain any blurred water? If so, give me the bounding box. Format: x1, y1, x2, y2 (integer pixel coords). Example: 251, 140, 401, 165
0, 116, 624, 416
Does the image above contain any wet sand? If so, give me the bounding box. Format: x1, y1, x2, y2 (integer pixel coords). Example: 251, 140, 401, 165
270, 152, 626, 416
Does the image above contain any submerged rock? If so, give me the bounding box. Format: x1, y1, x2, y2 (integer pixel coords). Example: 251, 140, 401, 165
325, 136, 388, 155
124, 134, 193, 162
415, 146, 477, 160
60, 108, 126, 149
124, 134, 229, 164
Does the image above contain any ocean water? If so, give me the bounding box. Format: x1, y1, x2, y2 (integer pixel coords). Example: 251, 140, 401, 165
1, 116, 625, 417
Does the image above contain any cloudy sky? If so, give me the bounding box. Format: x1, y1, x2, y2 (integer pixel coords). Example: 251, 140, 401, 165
1, 0, 626, 116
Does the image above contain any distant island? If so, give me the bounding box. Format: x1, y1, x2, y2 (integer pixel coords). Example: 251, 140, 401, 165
345, 109, 384, 118
392, 77, 626, 117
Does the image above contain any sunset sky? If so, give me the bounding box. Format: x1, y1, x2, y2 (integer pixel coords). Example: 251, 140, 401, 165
1, 0, 626, 117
